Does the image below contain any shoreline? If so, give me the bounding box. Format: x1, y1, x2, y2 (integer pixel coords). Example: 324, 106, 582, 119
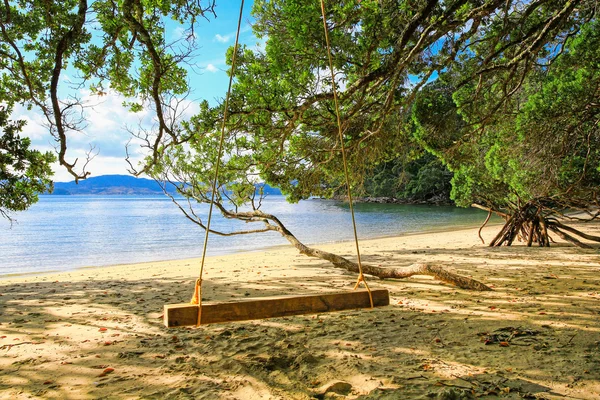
2, 194, 496, 278
1, 222, 599, 399
1, 222, 503, 282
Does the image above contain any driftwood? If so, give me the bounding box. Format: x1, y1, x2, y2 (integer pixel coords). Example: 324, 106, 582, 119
295, 242, 492, 291
1, 341, 44, 351
239, 211, 491, 291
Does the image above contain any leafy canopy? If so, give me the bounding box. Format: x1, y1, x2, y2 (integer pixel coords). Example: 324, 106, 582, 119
413, 18, 600, 212
0, 0, 216, 218
0, 0, 216, 181
156, 0, 597, 215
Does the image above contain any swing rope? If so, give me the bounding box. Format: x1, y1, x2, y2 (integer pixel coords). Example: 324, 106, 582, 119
190, 0, 246, 326
190, 0, 373, 326
319, 0, 373, 308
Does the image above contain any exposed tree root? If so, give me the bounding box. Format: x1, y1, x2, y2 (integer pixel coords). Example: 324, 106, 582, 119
547, 225, 593, 249
475, 201, 600, 249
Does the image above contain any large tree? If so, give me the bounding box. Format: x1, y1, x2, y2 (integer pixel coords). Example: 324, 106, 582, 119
413, 19, 600, 248
147, 0, 600, 294
218, 0, 596, 196
150, 105, 491, 291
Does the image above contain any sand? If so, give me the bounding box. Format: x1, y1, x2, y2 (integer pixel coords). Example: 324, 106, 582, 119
1, 222, 599, 399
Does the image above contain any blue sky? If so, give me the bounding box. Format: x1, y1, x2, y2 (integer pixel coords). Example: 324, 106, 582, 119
16, 1, 260, 182
180, 1, 259, 104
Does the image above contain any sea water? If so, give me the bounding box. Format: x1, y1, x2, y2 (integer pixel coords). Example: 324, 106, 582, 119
0, 195, 491, 276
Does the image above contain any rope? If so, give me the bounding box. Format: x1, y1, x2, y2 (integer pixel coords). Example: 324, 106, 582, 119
319, 0, 373, 308
191, 0, 246, 326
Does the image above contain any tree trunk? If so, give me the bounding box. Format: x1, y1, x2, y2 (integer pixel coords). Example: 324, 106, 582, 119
171, 201, 493, 291
268, 216, 491, 291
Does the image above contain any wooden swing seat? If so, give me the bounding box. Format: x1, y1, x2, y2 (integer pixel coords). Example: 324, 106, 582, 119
164, 288, 389, 327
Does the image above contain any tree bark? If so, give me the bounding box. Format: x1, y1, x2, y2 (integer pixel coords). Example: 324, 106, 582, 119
268, 215, 491, 291
547, 225, 593, 249
547, 219, 600, 242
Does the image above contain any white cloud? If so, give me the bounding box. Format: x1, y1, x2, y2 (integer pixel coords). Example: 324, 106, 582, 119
215, 24, 252, 44
197, 57, 226, 75
11, 90, 199, 182
12, 107, 48, 141
205, 63, 219, 73
172, 26, 186, 41
214, 33, 231, 43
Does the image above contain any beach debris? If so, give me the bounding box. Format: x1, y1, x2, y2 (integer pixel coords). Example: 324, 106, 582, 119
1, 341, 44, 351
98, 367, 114, 377
117, 351, 144, 359
478, 327, 540, 346
444, 373, 552, 398
432, 386, 471, 400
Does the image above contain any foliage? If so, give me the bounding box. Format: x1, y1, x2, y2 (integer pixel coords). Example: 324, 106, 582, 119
412, 80, 507, 208
0, 106, 55, 220
164, 0, 596, 208
412, 19, 600, 215
0, 0, 216, 180
513, 21, 600, 204
362, 153, 452, 203
145, 0, 600, 251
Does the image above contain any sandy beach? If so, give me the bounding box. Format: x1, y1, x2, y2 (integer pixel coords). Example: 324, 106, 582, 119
1, 222, 599, 399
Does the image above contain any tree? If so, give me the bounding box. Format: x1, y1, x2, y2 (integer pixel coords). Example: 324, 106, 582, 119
0, 106, 54, 221
413, 20, 600, 248
189, 0, 595, 214
148, 0, 600, 290
361, 153, 453, 204
150, 108, 491, 291
223, 0, 599, 250
481, 19, 600, 248
0, 0, 218, 218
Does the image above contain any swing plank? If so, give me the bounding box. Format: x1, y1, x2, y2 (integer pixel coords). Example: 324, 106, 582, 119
164, 289, 389, 327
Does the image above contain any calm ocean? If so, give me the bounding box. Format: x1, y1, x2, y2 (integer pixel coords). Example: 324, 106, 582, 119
0, 195, 491, 276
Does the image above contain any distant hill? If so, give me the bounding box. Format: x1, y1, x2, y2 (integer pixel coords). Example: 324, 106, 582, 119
49, 175, 282, 196
50, 175, 170, 195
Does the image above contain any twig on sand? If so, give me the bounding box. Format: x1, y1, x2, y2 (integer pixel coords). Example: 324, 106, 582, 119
1, 341, 44, 351
558, 333, 578, 348
436, 380, 473, 390
451, 374, 479, 387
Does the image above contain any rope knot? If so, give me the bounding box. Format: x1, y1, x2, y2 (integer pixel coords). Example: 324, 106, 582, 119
353, 273, 365, 290
190, 278, 202, 305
